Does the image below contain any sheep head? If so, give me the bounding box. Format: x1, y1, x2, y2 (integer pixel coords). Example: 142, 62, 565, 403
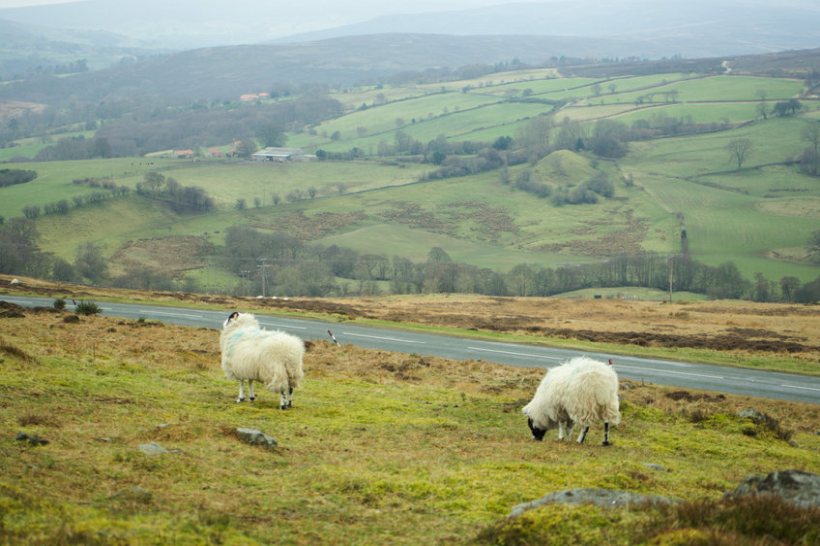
527, 417, 547, 441
222, 312, 258, 330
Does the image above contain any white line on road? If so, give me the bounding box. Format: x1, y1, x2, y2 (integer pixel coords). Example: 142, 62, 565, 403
469, 347, 563, 361
781, 384, 820, 393
138, 309, 203, 319
343, 332, 425, 343
258, 322, 307, 330
616, 364, 724, 380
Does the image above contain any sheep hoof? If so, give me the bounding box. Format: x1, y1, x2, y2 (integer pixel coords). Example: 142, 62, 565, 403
602, 441, 611, 447
249, 397, 255, 402
236, 397, 244, 403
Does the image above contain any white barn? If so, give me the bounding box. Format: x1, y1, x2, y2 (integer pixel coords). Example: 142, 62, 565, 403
251, 147, 314, 162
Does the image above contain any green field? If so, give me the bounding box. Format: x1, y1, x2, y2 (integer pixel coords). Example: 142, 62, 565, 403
3, 67, 820, 289
597, 75, 806, 105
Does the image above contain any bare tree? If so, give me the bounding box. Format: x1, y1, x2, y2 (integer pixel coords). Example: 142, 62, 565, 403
801, 121, 820, 176
726, 138, 753, 170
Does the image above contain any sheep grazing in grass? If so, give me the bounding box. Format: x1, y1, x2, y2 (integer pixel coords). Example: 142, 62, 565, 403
523, 356, 620, 445
220, 312, 305, 409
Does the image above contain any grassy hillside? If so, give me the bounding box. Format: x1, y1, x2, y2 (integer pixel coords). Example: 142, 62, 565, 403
0, 306, 818, 544
2, 65, 820, 291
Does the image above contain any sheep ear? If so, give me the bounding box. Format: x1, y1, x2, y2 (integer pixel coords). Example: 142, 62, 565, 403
228, 312, 239, 322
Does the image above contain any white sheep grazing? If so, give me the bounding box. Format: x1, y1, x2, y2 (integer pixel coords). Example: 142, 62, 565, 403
522, 356, 621, 445
220, 312, 305, 409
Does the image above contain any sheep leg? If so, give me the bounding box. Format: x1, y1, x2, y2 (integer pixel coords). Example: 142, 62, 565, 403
287, 386, 293, 408
602, 422, 611, 446
248, 380, 255, 402
236, 380, 245, 403
280, 388, 288, 410
558, 421, 567, 441
577, 426, 590, 444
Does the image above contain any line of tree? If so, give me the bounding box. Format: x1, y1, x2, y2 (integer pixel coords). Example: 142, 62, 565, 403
215, 225, 820, 303
2, 219, 818, 303
0, 168, 37, 187
135, 172, 214, 213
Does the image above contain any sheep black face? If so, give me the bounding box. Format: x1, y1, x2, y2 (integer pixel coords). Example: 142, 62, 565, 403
527, 417, 547, 441
223, 311, 240, 329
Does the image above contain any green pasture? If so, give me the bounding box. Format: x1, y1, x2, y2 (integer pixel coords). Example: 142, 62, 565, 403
0, 158, 431, 219
330, 85, 432, 110
623, 116, 810, 178
464, 76, 598, 97
553, 103, 640, 123
610, 102, 761, 125
0, 157, 181, 219
596, 73, 700, 95
630, 169, 820, 282
0, 141, 47, 162
151, 160, 431, 205
320, 101, 553, 153
604, 75, 806, 105
418, 67, 562, 92
312, 93, 502, 140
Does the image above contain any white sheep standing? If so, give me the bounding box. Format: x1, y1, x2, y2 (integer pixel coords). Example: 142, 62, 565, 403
220, 312, 305, 409
522, 356, 620, 445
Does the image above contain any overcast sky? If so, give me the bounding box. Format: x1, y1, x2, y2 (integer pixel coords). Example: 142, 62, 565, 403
0, 0, 520, 9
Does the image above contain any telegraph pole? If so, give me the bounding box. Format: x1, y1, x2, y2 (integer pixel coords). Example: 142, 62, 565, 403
258, 259, 268, 297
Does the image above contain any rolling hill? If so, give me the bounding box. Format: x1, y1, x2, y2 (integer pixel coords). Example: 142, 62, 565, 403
1, 46, 819, 298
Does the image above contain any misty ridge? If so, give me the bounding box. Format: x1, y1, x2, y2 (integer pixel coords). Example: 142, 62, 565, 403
0, 0, 819, 73
0, 0, 818, 104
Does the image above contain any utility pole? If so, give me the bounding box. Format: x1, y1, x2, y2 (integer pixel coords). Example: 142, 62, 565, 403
258, 259, 268, 298
240, 270, 250, 296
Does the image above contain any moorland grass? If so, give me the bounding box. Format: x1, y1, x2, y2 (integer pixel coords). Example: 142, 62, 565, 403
0, 311, 817, 545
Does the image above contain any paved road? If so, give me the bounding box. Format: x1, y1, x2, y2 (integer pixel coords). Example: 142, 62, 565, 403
3, 295, 819, 404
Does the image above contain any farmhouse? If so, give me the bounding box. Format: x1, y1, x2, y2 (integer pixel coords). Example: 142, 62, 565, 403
251, 147, 315, 162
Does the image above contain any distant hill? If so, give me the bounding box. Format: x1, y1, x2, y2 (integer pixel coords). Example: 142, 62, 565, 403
0, 33, 714, 104
0, 18, 163, 80
1, 32, 818, 107
280, 0, 820, 58
1, 0, 818, 57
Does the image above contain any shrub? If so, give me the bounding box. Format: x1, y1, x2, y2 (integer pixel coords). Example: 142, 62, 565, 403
75, 300, 101, 316
52, 298, 66, 310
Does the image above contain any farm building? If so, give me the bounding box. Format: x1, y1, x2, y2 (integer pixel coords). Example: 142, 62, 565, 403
251, 147, 315, 162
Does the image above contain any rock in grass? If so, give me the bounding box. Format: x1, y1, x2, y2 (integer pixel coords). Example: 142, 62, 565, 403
15, 432, 49, 446
138, 442, 181, 455
508, 488, 679, 518
110, 485, 152, 504
726, 470, 820, 509
235, 427, 278, 450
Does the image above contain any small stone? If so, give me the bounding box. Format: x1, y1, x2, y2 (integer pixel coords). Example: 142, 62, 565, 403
111, 486, 152, 504
235, 427, 278, 450
138, 442, 180, 455
16, 432, 49, 446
